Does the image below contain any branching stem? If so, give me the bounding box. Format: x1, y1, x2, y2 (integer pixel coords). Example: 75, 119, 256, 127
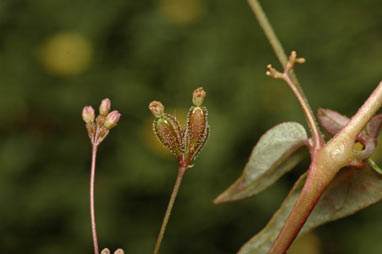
90, 144, 100, 254
248, 0, 323, 149
247, 0, 301, 93
266, 53, 324, 150
270, 81, 382, 253
153, 164, 188, 254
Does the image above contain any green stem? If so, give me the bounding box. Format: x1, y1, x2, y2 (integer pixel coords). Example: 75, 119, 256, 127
247, 0, 287, 67
247, 0, 300, 89
153, 164, 187, 254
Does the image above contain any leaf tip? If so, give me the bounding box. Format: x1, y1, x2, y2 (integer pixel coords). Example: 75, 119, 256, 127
212, 193, 227, 205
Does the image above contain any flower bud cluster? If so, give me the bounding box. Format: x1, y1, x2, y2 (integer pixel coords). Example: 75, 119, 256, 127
82, 98, 121, 146
149, 88, 210, 162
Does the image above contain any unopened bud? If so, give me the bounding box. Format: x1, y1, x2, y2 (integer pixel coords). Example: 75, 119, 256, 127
149, 101, 165, 118
192, 87, 206, 106
186, 88, 210, 161
114, 249, 125, 254
104, 110, 121, 129
82, 106, 95, 123
185, 105, 209, 161
99, 98, 111, 116
101, 249, 111, 254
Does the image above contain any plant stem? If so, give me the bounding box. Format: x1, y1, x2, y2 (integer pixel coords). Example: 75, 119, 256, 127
247, 0, 287, 68
90, 144, 100, 254
283, 74, 323, 149
339, 81, 382, 141
269, 158, 336, 254
247, 0, 300, 90
247, 0, 323, 149
270, 81, 382, 253
154, 164, 187, 254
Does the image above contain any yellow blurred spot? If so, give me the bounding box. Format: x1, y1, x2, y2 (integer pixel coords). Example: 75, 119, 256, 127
289, 233, 321, 254
40, 32, 92, 76
158, 0, 204, 24
353, 142, 364, 151
142, 108, 187, 158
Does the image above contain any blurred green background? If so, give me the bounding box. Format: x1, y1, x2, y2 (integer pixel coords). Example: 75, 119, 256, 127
0, 0, 381, 253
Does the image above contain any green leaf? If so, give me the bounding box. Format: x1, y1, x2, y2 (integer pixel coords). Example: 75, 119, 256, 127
238, 167, 382, 254
213, 122, 308, 204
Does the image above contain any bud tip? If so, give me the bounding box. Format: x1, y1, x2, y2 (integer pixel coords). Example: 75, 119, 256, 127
149, 101, 165, 118
82, 106, 95, 123
114, 249, 125, 254
99, 98, 111, 116
104, 110, 121, 129
101, 248, 111, 254
192, 87, 206, 106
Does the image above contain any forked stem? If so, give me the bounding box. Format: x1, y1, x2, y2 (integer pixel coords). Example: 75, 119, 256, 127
271, 81, 382, 253
247, 0, 301, 93
248, 0, 323, 149
266, 53, 324, 150
154, 164, 187, 254
90, 144, 100, 254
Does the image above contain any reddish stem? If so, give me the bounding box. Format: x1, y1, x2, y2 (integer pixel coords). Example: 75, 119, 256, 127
90, 144, 100, 254
269, 154, 335, 253
153, 161, 188, 254
271, 81, 382, 253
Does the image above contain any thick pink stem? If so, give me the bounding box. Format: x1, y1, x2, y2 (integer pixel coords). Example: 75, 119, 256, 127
269, 155, 335, 253
270, 81, 382, 254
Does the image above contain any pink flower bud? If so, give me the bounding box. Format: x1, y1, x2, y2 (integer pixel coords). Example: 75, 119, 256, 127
82, 106, 95, 123
101, 249, 111, 254
114, 249, 124, 254
192, 87, 206, 106
104, 110, 121, 129
149, 101, 165, 118
99, 98, 111, 116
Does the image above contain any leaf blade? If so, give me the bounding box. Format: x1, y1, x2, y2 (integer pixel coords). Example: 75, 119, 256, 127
238, 167, 382, 254
214, 122, 308, 204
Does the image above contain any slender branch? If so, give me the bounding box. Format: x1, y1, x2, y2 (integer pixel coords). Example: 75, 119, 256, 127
283, 74, 323, 149
247, 0, 301, 92
248, 0, 323, 149
247, 0, 287, 67
266, 54, 324, 149
154, 165, 187, 254
90, 144, 100, 254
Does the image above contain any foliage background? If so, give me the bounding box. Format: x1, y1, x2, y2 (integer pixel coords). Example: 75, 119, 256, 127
0, 0, 381, 253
